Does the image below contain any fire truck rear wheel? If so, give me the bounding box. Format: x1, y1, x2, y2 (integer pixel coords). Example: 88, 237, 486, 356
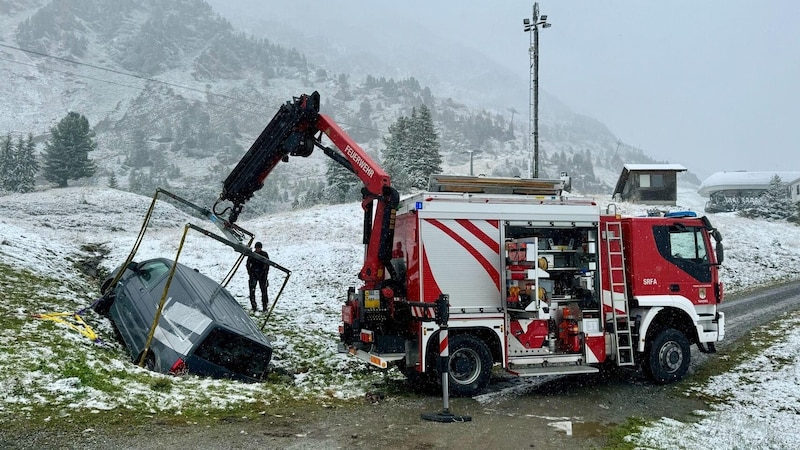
445, 334, 493, 397
398, 361, 438, 393
644, 328, 690, 384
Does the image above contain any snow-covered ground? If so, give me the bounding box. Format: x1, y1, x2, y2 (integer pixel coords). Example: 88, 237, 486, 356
631, 309, 800, 449
1, 185, 799, 446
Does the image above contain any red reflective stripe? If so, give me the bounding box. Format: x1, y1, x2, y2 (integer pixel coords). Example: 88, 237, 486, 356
439, 331, 448, 357
421, 248, 444, 301
455, 219, 500, 253
411, 306, 435, 318
427, 219, 500, 286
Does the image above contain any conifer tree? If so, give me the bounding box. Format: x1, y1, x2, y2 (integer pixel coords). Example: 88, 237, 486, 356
761, 175, 794, 219
740, 175, 794, 220
382, 116, 413, 192
791, 199, 800, 225
382, 105, 442, 192
0, 133, 38, 192
0, 134, 12, 191
108, 171, 119, 189
409, 104, 442, 189
324, 158, 357, 204
13, 134, 39, 193
42, 111, 97, 187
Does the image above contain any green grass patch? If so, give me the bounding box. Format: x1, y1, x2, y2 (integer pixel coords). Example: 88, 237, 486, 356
148, 376, 173, 392
61, 359, 120, 393
602, 416, 651, 450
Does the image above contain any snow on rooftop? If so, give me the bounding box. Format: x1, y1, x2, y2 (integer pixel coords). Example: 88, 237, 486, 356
698, 170, 800, 196
622, 163, 687, 172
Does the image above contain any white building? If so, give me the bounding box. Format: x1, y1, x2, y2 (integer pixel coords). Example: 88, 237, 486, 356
790, 177, 800, 203
698, 171, 800, 212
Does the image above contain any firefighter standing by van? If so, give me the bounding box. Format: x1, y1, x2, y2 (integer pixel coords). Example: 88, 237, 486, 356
247, 241, 269, 312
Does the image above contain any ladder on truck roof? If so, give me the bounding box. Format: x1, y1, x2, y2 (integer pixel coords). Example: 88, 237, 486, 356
603, 221, 635, 366
428, 174, 566, 196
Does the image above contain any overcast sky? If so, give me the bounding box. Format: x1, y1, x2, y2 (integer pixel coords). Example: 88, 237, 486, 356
405, 0, 800, 179
213, 0, 799, 180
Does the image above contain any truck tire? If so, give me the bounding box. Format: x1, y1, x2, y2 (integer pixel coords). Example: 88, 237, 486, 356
398, 360, 438, 394
445, 334, 493, 397
644, 328, 690, 384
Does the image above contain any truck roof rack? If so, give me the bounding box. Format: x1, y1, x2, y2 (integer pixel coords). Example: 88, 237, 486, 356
428, 174, 566, 196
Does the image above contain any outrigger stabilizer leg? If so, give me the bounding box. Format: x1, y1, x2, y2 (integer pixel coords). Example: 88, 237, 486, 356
420, 295, 472, 423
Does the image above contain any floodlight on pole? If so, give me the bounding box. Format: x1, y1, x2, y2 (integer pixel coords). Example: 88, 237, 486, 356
523, 2, 551, 179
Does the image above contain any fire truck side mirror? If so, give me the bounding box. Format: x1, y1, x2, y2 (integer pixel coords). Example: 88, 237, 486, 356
715, 241, 724, 264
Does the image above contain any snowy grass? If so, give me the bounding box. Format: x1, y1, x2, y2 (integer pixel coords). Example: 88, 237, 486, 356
0, 188, 399, 430
627, 309, 800, 449
0, 261, 383, 427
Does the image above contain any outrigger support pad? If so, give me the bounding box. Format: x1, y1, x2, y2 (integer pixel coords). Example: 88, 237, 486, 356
421, 410, 473, 423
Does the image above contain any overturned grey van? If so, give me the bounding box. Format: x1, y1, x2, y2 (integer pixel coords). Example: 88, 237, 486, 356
95, 258, 272, 382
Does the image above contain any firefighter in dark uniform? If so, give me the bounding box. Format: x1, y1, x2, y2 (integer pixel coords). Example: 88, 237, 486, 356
247, 241, 269, 312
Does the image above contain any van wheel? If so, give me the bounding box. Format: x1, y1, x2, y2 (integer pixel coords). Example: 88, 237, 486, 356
444, 334, 492, 397
644, 328, 690, 384
93, 292, 115, 317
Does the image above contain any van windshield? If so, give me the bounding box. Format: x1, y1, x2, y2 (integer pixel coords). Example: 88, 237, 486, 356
193, 327, 271, 380
137, 260, 171, 290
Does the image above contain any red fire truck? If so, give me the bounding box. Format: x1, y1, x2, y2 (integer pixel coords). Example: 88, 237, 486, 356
340, 175, 725, 396
214, 91, 725, 397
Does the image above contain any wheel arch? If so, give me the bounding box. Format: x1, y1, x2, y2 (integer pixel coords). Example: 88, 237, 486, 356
424, 326, 502, 367
136, 349, 159, 372
638, 306, 698, 353
425, 329, 495, 396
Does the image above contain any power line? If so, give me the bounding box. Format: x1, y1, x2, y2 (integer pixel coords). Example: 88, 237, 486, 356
0, 56, 148, 92
0, 41, 384, 133
0, 52, 275, 120
0, 42, 270, 110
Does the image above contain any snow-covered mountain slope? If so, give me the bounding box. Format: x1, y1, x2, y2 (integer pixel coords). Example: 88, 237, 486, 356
0, 0, 695, 204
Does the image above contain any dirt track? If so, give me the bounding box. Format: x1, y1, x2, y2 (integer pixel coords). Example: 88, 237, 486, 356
4, 280, 800, 449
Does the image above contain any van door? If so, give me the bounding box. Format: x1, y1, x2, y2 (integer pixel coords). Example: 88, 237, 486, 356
114, 271, 154, 357
150, 274, 210, 359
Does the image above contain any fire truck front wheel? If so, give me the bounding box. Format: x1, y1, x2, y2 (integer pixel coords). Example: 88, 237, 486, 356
644, 328, 691, 384
445, 334, 493, 397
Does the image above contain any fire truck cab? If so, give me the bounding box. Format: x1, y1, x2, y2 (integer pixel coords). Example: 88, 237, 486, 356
341, 175, 725, 396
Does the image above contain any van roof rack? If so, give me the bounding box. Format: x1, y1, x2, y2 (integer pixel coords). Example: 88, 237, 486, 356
428, 174, 566, 196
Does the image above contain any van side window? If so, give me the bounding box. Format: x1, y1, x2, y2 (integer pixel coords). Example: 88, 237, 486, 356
136, 261, 171, 289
